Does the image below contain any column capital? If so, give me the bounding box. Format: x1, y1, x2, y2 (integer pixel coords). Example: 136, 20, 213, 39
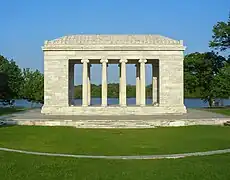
100, 59, 108, 63
139, 59, 147, 63
81, 59, 89, 63
119, 59, 128, 63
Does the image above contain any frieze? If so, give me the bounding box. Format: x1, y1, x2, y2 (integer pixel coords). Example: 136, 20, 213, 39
42, 45, 185, 51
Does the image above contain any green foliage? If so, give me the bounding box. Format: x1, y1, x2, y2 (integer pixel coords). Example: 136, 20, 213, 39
21, 68, 44, 104
0, 55, 23, 105
209, 14, 230, 52
91, 84, 101, 98
74, 83, 154, 99
184, 87, 201, 98
127, 84, 136, 98
213, 63, 230, 98
73, 82, 200, 99
0, 73, 11, 99
184, 52, 227, 106
146, 84, 152, 98
107, 83, 119, 98
74, 85, 82, 99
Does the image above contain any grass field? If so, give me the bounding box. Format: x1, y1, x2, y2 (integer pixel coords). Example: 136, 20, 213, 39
210, 108, 230, 116
1, 110, 230, 179
205, 107, 230, 116
0, 151, 230, 180
0, 126, 230, 155
0, 107, 27, 116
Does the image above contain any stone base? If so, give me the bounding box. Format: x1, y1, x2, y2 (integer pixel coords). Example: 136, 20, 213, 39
10, 118, 228, 128
41, 105, 187, 115
2, 108, 229, 128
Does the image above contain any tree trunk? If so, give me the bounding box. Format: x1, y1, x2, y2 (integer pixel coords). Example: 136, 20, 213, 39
208, 98, 214, 107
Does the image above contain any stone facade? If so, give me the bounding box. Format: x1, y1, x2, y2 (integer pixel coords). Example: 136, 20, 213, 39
41, 34, 187, 115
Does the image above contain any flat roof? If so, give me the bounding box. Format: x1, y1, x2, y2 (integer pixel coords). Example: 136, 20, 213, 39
42, 34, 185, 51
45, 34, 182, 46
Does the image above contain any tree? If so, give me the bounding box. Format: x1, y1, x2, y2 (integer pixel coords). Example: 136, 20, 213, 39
107, 83, 119, 98
209, 14, 230, 52
21, 68, 44, 105
184, 54, 199, 96
0, 55, 23, 105
0, 73, 11, 100
184, 52, 226, 107
213, 62, 230, 99
127, 84, 136, 98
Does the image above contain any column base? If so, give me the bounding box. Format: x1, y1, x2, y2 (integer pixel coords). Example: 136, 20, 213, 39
152, 102, 159, 106
158, 105, 187, 114
120, 104, 127, 107
140, 104, 146, 107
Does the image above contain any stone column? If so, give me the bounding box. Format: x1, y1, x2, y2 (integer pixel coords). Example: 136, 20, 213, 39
139, 59, 147, 106
81, 59, 89, 106
100, 59, 108, 106
135, 63, 140, 105
119, 58, 128, 106
88, 64, 91, 106
152, 64, 158, 105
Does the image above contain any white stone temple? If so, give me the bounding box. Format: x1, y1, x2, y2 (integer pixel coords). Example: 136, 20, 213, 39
41, 34, 187, 115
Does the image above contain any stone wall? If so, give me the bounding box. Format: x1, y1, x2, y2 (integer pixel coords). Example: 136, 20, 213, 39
43, 54, 69, 107
159, 55, 184, 107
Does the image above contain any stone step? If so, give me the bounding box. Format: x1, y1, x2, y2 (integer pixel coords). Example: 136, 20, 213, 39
1, 117, 229, 128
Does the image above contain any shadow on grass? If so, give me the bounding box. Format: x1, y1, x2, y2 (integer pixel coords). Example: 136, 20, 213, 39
0, 122, 17, 128
0, 107, 27, 116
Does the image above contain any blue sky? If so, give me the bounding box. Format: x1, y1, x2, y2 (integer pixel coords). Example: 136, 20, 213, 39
0, 0, 229, 85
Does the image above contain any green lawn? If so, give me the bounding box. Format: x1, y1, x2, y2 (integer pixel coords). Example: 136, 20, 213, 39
0, 107, 27, 116
1, 126, 230, 179
0, 126, 230, 155
0, 151, 230, 180
205, 107, 230, 116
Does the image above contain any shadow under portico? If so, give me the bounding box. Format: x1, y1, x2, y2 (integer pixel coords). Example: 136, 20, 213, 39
69, 59, 159, 107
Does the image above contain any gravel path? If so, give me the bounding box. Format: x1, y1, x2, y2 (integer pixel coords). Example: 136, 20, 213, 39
1, 147, 230, 160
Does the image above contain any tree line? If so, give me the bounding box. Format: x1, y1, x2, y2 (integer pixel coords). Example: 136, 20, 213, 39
0, 14, 229, 107
74, 84, 154, 99
0, 56, 44, 106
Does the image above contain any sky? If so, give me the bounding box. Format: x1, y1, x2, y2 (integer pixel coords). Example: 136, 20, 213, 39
0, 0, 229, 85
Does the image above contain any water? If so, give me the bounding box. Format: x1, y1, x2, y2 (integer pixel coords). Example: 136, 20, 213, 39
1, 98, 230, 108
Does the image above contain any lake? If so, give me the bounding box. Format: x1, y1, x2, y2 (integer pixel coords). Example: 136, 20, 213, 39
4, 98, 230, 108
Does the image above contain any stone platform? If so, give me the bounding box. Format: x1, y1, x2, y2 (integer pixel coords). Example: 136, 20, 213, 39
41, 105, 187, 115
1, 108, 230, 128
